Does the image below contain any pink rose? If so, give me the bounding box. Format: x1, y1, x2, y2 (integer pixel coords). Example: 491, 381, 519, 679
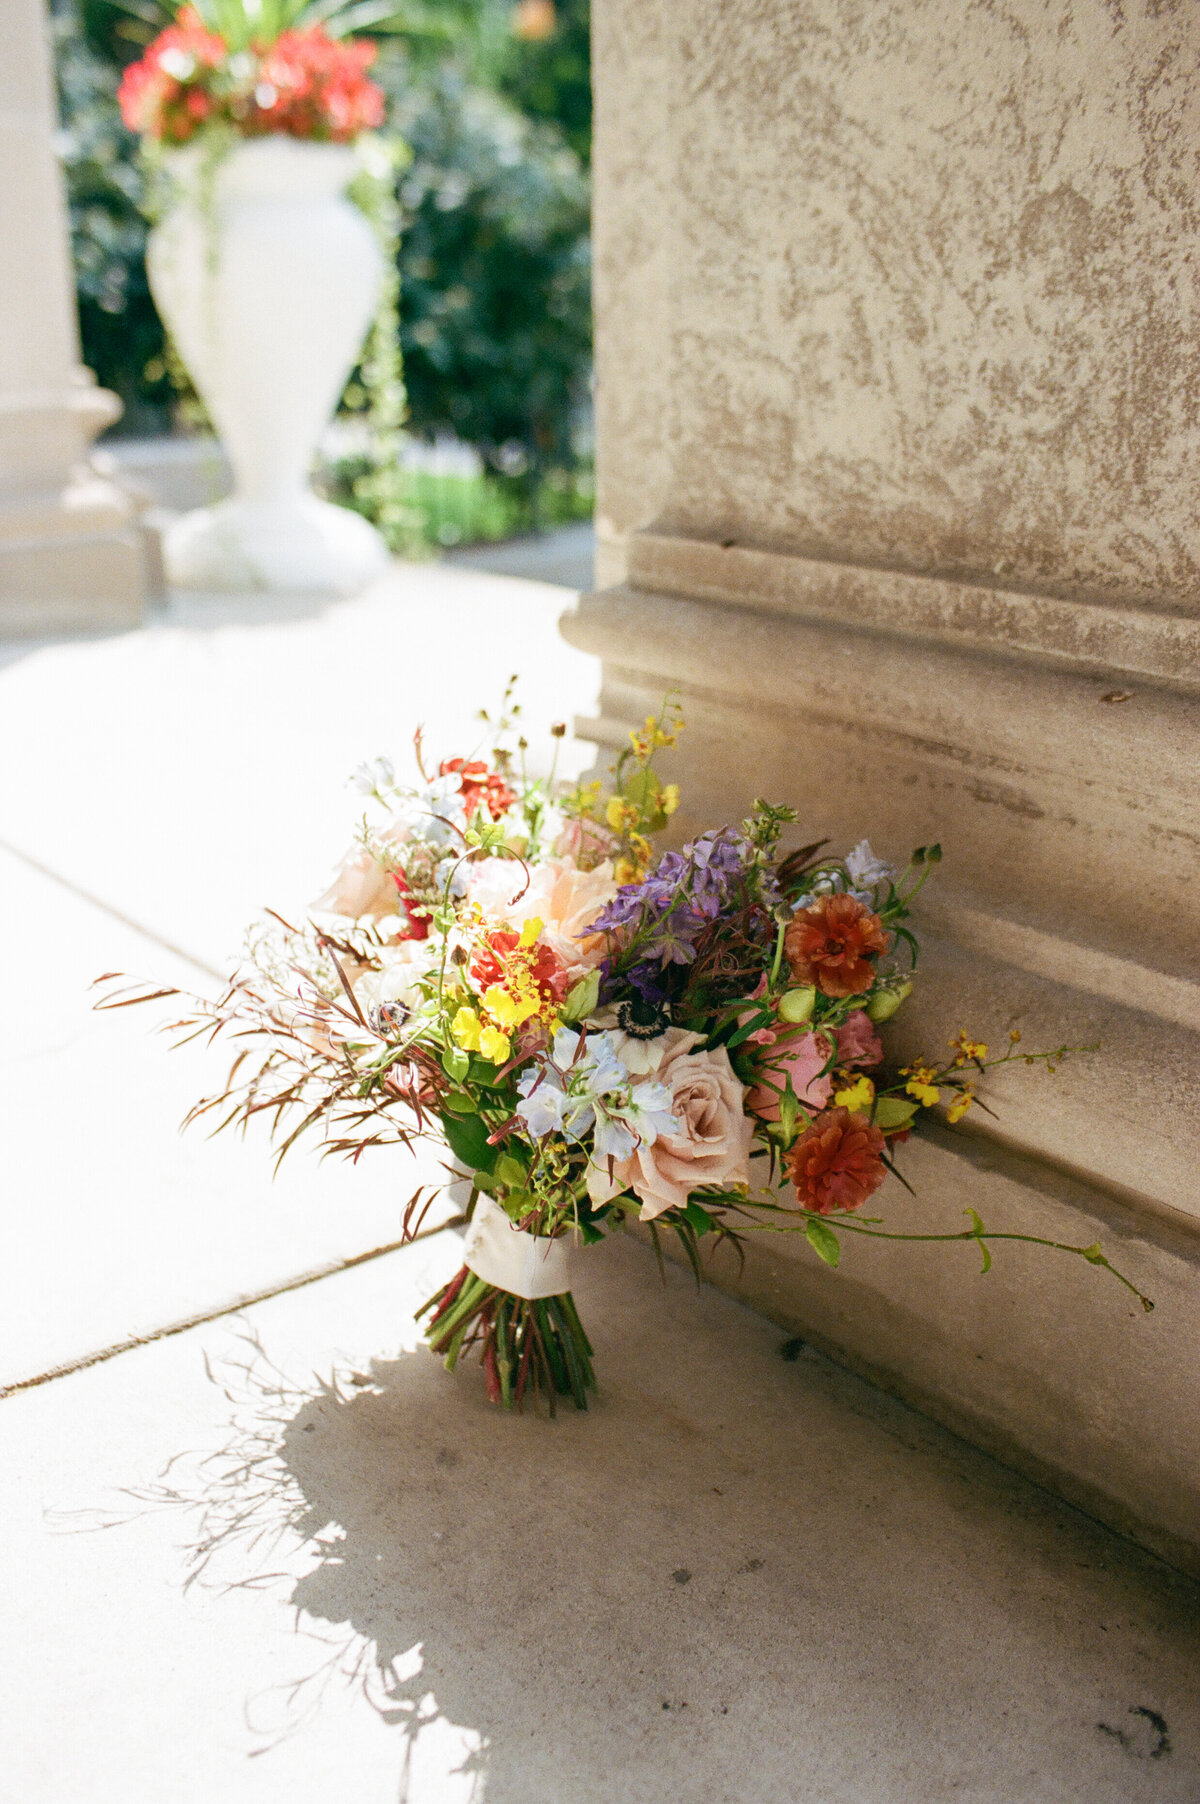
747, 1029, 834, 1122
835, 1010, 883, 1069
613, 1029, 755, 1221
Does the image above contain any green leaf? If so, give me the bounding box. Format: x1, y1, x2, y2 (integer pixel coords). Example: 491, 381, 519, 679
443, 1045, 470, 1083
1080, 1242, 1107, 1265
873, 1095, 919, 1132
681, 1199, 715, 1237
726, 1007, 772, 1050
439, 1110, 497, 1175
778, 1080, 799, 1144
621, 767, 661, 806
804, 1217, 841, 1268
964, 1209, 991, 1272
562, 968, 601, 1024
621, 766, 668, 830
493, 1152, 528, 1191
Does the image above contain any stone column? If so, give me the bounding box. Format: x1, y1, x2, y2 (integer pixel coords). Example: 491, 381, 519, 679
0, 0, 147, 633
572, 0, 1200, 1574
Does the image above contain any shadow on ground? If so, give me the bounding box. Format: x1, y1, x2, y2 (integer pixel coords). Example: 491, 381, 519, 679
112, 1240, 1200, 1804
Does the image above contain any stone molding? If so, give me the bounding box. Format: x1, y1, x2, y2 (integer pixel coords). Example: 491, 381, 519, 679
629, 530, 1200, 690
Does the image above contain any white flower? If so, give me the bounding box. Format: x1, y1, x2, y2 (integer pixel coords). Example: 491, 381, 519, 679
604, 1028, 671, 1077
516, 1028, 678, 1164
393, 774, 468, 847
517, 1026, 623, 1143
845, 838, 893, 889
349, 755, 395, 796
353, 940, 437, 1022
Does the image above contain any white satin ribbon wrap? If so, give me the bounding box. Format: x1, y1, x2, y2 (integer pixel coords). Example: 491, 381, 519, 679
462, 1194, 572, 1298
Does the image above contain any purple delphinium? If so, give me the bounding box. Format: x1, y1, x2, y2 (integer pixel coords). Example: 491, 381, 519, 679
590, 828, 765, 1003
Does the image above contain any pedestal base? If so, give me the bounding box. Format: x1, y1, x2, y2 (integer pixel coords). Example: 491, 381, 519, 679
164, 494, 390, 594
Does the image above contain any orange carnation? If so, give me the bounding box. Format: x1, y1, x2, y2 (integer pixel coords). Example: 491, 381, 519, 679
784, 1107, 887, 1215
784, 893, 888, 998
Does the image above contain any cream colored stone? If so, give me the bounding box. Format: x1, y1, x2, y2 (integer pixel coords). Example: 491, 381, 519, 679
582, 0, 1200, 1572
6, 1233, 1200, 1801
0, 0, 147, 633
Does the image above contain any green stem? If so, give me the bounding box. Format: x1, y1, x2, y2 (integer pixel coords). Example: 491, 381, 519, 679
769, 920, 787, 989
737, 1217, 1153, 1310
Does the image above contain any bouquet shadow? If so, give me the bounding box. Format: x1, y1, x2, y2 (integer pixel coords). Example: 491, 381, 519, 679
131, 1241, 1196, 1803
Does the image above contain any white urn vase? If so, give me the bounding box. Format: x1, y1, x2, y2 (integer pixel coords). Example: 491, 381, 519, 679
147, 136, 391, 593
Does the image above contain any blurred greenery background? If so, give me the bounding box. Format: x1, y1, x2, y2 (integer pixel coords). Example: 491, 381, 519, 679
52, 0, 593, 547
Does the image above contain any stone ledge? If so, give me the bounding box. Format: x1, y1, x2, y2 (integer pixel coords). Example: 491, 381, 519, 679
561, 587, 1200, 977
648, 1123, 1200, 1581
629, 530, 1200, 688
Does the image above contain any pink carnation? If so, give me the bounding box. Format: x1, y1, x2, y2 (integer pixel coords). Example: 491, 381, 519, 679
835, 1011, 883, 1069
747, 1028, 833, 1122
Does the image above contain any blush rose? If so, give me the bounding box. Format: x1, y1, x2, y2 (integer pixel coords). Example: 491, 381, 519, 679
606, 1029, 754, 1221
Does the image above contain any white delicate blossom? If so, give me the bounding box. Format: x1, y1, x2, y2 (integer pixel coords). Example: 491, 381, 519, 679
393, 774, 468, 846
349, 755, 395, 796
516, 1028, 677, 1166
845, 838, 893, 889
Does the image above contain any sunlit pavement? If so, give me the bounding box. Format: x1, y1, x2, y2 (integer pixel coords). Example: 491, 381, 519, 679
3, 540, 1199, 1802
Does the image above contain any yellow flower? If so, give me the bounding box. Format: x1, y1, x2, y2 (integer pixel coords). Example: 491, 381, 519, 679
949, 1030, 988, 1065
482, 985, 517, 1029
478, 1025, 512, 1064
518, 915, 543, 949
833, 1075, 875, 1114
483, 982, 541, 1030
452, 1007, 482, 1052
947, 1086, 976, 1124
605, 795, 634, 832
661, 783, 680, 817
901, 1063, 942, 1108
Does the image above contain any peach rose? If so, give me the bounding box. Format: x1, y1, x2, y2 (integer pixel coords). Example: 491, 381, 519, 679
611, 1029, 754, 1221
464, 855, 618, 979
314, 822, 408, 920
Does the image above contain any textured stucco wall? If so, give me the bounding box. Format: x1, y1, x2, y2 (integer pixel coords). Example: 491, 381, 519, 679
577, 0, 1200, 1573
601, 0, 1200, 607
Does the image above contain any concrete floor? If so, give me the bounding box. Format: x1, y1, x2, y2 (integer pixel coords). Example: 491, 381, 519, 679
3, 543, 1198, 1802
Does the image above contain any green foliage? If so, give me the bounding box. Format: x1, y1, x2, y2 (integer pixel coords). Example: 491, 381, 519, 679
439, 1106, 498, 1173
804, 1217, 841, 1268
54, 11, 174, 432
383, 60, 591, 507
497, 0, 590, 165
79, 0, 460, 57
322, 457, 593, 548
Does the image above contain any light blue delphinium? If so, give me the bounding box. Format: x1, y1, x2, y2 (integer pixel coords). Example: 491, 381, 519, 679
517, 1027, 678, 1161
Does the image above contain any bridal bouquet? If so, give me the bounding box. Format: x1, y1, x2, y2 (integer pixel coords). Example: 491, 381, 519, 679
102, 695, 1149, 1411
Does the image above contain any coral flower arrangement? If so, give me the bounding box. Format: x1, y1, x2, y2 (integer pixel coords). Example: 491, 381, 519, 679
102, 697, 1151, 1410
118, 2, 386, 145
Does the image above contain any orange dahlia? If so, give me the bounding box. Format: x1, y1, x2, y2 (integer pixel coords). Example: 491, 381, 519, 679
784, 893, 888, 998
784, 1106, 887, 1214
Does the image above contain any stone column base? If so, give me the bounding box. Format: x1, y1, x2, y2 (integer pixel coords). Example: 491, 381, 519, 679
0, 377, 151, 637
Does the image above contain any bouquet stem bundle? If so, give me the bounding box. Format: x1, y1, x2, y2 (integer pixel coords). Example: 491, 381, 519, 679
418, 1268, 595, 1411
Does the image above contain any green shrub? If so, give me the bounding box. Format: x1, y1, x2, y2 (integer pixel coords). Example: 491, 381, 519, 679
384, 61, 591, 510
